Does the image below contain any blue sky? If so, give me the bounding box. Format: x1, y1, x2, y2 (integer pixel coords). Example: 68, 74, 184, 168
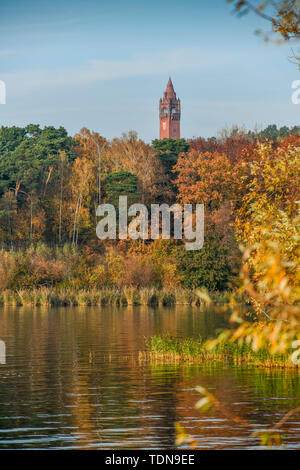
0, 0, 299, 141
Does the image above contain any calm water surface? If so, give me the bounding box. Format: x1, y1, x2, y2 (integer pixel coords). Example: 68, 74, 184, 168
0, 305, 299, 450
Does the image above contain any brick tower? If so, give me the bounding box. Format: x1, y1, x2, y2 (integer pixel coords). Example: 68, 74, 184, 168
159, 77, 181, 139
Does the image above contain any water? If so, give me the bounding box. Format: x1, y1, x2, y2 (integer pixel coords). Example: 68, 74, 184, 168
0, 305, 299, 450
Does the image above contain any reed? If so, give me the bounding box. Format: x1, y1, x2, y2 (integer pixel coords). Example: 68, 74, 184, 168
0, 287, 215, 307
173, 288, 199, 306
157, 289, 176, 306
138, 288, 156, 306
122, 287, 139, 305
142, 335, 298, 369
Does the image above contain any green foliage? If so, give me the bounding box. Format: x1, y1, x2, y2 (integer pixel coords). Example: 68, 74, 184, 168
0, 124, 75, 196
202, 124, 300, 143
249, 124, 300, 142
0, 126, 26, 154
175, 238, 233, 290
104, 170, 139, 206
152, 138, 189, 178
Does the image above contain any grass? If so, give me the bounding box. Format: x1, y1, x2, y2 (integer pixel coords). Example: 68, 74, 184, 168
0, 287, 218, 307
142, 335, 299, 369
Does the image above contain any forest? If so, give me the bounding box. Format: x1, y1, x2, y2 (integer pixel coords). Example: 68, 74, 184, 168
0, 123, 299, 296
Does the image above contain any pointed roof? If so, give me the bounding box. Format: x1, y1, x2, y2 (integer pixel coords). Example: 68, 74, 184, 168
164, 76, 176, 100
166, 76, 174, 92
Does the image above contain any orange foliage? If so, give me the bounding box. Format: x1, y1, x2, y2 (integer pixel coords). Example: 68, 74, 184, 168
189, 136, 254, 162
174, 150, 234, 210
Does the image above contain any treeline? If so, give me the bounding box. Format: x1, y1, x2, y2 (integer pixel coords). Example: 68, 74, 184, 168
0, 123, 299, 291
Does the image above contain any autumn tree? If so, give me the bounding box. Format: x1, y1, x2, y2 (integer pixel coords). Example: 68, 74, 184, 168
189, 126, 254, 162
228, 1, 300, 63
74, 128, 107, 206
209, 138, 300, 356
174, 150, 243, 286
235, 141, 300, 253
104, 131, 165, 205
69, 152, 97, 245
174, 150, 235, 210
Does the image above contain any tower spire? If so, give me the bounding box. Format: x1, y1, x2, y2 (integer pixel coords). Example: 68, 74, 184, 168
165, 77, 175, 97
159, 78, 181, 139
167, 76, 173, 88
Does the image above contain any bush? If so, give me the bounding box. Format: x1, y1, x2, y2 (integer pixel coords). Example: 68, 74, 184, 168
29, 254, 65, 285
122, 256, 155, 287
175, 239, 233, 290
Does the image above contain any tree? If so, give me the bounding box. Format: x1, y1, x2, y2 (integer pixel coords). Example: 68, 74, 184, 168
104, 131, 165, 205
58, 150, 67, 244
189, 127, 253, 162
174, 150, 234, 210
70, 154, 97, 245
152, 138, 189, 177
0, 125, 74, 196
0, 125, 26, 155
235, 142, 300, 254
104, 171, 139, 206
0, 125, 75, 242
258, 124, 279, 141
175, 237, 233, 290
74, 128, 107, 207
0, 190, 17, 244
152, 138, 189, 203
209, 139, 300, 356
228, 1, 300, 62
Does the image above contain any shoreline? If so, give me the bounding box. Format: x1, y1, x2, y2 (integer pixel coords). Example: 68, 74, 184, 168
0, 287, 231, 307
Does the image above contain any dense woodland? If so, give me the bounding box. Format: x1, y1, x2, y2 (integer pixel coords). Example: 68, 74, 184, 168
0, 123, 299, 297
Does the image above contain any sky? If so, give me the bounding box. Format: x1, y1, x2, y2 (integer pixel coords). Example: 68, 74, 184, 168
0, 0, 299, 142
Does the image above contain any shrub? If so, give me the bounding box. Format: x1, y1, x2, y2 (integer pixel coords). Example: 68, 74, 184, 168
29, 254, 65, 285
122, 256, 155, 287
175, 240, 233, 290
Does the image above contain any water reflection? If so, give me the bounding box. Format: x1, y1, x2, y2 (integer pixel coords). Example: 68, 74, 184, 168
0, 306, 299, 449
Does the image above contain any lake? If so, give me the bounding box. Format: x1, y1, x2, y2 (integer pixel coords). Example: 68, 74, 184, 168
0, 305, 299, 449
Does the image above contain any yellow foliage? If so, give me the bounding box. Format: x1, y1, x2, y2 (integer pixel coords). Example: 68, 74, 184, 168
206, 143, 300, 357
